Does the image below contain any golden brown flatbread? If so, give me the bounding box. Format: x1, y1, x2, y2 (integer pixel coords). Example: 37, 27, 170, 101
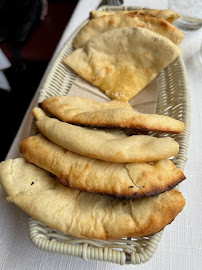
63, 27, 181, 101
40, 96, 184, 133
19, 134, 185, 198
0, 158, 185, 239
90, 9, 180, 24
73, 12, 184, 48
33, 107, 180, 162
39, 96, 132, 119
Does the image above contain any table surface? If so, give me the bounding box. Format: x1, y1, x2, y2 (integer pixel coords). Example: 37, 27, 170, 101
1, 0, 202, 269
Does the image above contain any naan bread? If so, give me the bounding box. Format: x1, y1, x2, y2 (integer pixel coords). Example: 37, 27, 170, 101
73, 12, 184, 48
39, 96, 132, 120
0, 158, 185, 239
90, 9, 180, 24
40, 96, 185, 133
63, 27, 181, 101
33, 107, 180, 162
20, 134, 185, 198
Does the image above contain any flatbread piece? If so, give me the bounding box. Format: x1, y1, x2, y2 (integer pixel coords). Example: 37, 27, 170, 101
73, 12, 184, 48
40, 96, 185, 133
20, 134, 185, 198
33, 107, 180, 162
63, 27, 182, 101
90, 9, 180, 24
0, 158, 185, 239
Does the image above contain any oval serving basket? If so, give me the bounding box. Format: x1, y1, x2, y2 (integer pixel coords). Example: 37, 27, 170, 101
29, 5, 190, 265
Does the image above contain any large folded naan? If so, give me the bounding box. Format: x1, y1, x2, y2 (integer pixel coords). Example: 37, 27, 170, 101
0, 158, 185, 239
33, 107, 180, 162
20, 134, 185, 198
63, 27, 181, 101
73, 12, 184, 48
40, 96, 184, 133
90, 9, 180, 24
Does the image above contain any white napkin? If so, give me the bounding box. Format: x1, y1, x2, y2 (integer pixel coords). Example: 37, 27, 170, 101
0, 49, 11, 91
68, 75, 158, 114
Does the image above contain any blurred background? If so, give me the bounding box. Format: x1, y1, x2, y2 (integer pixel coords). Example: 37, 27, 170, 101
0, 0, 78, 161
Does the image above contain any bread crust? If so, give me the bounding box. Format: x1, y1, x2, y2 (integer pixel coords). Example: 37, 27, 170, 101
19, 134, 185, 199
0, 158, 185, 239
63, 27, 182, 101
89, 9, 180, 24
40, 96, 184, 134
33, 107, 180, 163
73, 12, 183, 48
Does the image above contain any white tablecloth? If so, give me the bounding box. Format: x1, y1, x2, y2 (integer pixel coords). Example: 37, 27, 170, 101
1, 0, 202, 269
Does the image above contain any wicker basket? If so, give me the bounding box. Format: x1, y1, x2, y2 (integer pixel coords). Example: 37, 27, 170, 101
29, 5, 190, 265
